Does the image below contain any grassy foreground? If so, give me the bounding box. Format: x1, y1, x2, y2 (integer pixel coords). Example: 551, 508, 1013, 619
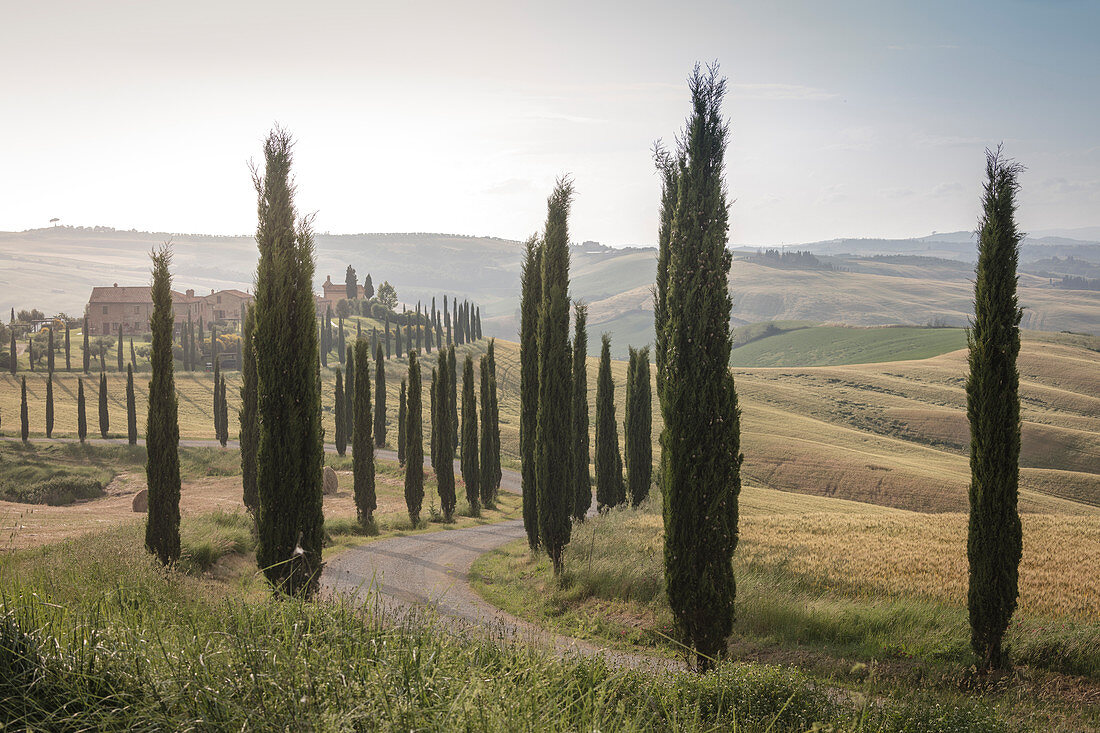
2, 516, 1013, 731
471, 488, 1100, 732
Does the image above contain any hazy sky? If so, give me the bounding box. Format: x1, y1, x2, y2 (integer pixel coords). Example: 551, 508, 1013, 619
2, 0, 1098, 246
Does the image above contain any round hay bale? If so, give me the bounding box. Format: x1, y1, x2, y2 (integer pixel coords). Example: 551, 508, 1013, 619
132, 489, 149, 513
323, 466, 339, 495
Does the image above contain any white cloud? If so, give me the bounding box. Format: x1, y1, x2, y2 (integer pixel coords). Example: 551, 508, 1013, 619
729, 82, 838, 101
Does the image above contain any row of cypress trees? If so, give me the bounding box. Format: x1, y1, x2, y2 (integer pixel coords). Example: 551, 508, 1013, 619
13, 369, 121, 443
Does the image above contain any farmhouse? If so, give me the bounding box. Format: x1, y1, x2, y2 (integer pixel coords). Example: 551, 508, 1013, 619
319, 275, 365, 306
85, 284, 253, 336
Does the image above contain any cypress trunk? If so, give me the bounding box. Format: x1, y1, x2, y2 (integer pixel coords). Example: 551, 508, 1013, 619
571, 303, 591, 521
126, 364, 137, 445
536, 178, 574, 575
145, 245, 182, 564
252, 128, 325, 598
661, 66, 741, 671
519, 235, 542, 549
404, 351, 424, 526
353, 338, 376, 526
595, 334, 624, 511
966, 148, 1025, 674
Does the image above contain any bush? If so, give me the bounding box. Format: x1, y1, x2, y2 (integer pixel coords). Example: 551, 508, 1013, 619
0, 476, 105, 506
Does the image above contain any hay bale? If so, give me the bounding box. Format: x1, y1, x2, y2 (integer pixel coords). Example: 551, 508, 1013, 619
323, 466, 339, 495
132, 489, 149, 513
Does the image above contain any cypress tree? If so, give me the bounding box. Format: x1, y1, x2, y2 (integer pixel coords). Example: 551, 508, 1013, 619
478, 355, 493, 508
404, 351, 424, 526
447, 344, 458, 447
966, 148, 1025, 673
334, 368, 347, 456
8, 330, 14, 375
211, 324, 218, 363
395, 320, 403, 358
184, 312, 193, 371
486, 339, 501, 501
130, 338, 136, 369
444, 294, 452, 344
145, 245, 182, 564
345, 265, 358, 301
20, 376, 28, 443
352, 338, 376, 526
117, 324, 124, 372
213, 354, 223, 440
28, 338, 34, 372
536, 178, 575, 575
345, 344, 355, 439
46, 373, 54, 439
218, 373, 229, 447
384, 316, 391, 359
625, 347, 635, 481
435, 355, 456, 521
240, 303, 259, 515
126, 363, 137, 445
374, 343, 386, 447
338, 316, 346, 364
653, 142, 680, 487
627, 347, 652, 506
320, 319, 329, 369
48, 327, 55, 374
571, 303, 591, 521
595, 334, 624, 511
65, 322, 71, 371
475, 307, 482, 340
661, 66, 742, 671
198, 318, 205, 367
77, 378, 87, 443
519, 235, 542, 549
98, 371, 109, 438
461, 354, 480, 515
83, 315, 90, 373
430, 368, 439, 486
397, 379, 407, 465
252, 128, 324, 598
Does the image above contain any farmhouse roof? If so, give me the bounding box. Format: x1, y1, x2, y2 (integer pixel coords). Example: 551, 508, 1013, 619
88, 285, 153, 303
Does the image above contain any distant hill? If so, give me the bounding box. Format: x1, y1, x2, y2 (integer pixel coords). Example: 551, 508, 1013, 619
2, 225, 1099, 357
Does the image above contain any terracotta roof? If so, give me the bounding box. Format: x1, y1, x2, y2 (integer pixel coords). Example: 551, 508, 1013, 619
208, 289, 251, 299
88, 286, 152, 304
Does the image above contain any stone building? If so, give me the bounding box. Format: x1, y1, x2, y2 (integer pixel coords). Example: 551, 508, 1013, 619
85, 284, 253, 336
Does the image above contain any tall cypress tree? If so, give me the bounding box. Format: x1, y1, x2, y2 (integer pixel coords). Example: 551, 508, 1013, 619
653, 142, 678, 409
430, 368, 439, 488
595, 334, 624, 511
625, 347, 636, 488
628, 347, 652, 506
8, 330, 14, 375
519, 235, 542, 549
184, 312, 193, 371
218, 373, 229, 447
83, 316, 90, 373
126, 363, 137, 445
65, 322, 71, 371
435, 355, 456, 521
397, 379, 407, 465
211, 324, 218, 364
45, 373, 54, 439
447, 344, 458, 447
20, 376, 28, 443
98, 371, 109, 438
77, 377, 87, 443
48, 327, 55, 374
661, 66, 741, 671
478, 355, 493, 508
374, 343, 386, 447
198, 318, 205, 368
28, 338, 34, 372
353, 338, 376, 526
404, 351, 424, 527
338, 316, 346, 364
571, 303, 591, 521
395, 320, 404, 358
240, 303, 259, 515
967, 148, 1025, 673
334, 368, 347, 456
384, 316, 391, 359
145, 245, 181, 564
117, 324, 124, 372
536, 178, 574, 575
252, 128, 324, 598
461, 354, 480, 515
130, 338, 136, 369
345, 344, 355, 439
487, 340, 501, 501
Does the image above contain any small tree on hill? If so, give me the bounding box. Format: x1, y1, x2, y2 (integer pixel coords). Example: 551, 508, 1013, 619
363, 273, 374, 300
967, 147, 1025, 674
404, 351, 424, 526
378, 281, 398, 309
461, 354, 480, 515
77, 378, 87, 443
345, 265, 358, 300
126, 363, 137, 445
98, 371, 109, 438
353, 338, 376, 526
595, 334, 624, 511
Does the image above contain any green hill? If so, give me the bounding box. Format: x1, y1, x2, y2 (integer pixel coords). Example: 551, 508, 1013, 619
729, 325, 968, 367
